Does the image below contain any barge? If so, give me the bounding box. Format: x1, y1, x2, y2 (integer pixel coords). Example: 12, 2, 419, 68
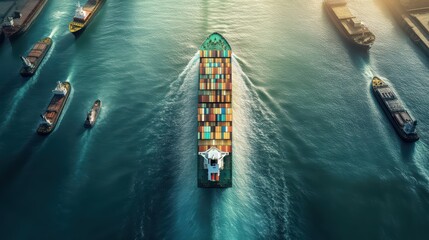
37, 81, 71, 135
324, 0, 375, 49
84, 99, 101, 128
20, 37, 52, 77
372, 77, 419, 142
197, 33, 233, 188
69, 0, 105, 36
2, 0, 48, 40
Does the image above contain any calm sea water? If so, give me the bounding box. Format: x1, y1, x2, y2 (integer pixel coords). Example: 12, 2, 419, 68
1, 0, 429, 239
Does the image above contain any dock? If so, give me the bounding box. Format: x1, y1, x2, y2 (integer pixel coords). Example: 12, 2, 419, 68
386, 0, 429, 56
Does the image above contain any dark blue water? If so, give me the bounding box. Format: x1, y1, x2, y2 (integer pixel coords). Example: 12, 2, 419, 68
1, 0, 429, 239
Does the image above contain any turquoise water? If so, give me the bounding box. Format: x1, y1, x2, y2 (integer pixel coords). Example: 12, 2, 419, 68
1, 0, 429, 239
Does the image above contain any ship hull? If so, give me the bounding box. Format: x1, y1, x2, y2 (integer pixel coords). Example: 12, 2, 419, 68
0, 31, 4, 44
37, 82, 71, 135
3, 0, 48, 40
372, 78, 419, 142
323, 1, 373, 50
20, 37, 52, 77
69, 0, 105, 36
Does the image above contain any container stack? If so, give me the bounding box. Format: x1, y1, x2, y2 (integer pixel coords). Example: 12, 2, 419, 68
197, 49, 232, 163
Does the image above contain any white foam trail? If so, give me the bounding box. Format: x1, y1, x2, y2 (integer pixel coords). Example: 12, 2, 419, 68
364, 64, 375, 78
49, 25, 58, 38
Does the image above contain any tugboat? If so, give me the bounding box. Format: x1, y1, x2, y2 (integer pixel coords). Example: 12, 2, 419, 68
2, 0, 49, 40
37, 81, 71, 135
324, 0, 375, 49
197, 33, 233, 188
372, 77, 419, 142
84, 99, 101, 128
20, 37, 52, 77
68, 0, 106, 36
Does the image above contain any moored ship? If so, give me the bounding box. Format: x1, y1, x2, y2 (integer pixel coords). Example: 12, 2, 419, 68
37, 81, 71, 135
20, 37, 52, 77
69, 0, 105, 36
2, 0, 48, 40
324, 0, 375, 49
372, 77, 419, 142
84, 99, 101, 128
197, 33, 232, 188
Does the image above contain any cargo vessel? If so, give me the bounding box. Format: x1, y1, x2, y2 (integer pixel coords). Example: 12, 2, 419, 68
20, 37, 52, 77
2, 0, 48, 40
69, 0, 105, 36
197, 33, 232, 188
37, 81, 71, 135
372, 77, 419, 142
324, 0, 375, 49
84, 99, 101, 128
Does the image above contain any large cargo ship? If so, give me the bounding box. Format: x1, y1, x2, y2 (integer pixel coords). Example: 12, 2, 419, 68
69, 0, 105, 36
2, 0, 48, 40
372, 77, 419, 142
324, 0, 375, 49
37, 81, 71, 135
20, 37, 52, 77
197, 33, 232, 188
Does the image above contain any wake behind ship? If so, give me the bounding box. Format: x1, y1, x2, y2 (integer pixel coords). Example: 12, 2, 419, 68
324, 0, 375, 49
69, 0, 105, 36
197, 33, 233, 188
372, 77, 419, 142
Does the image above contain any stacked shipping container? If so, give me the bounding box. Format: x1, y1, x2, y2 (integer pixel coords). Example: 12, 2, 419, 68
197, 49, 232, 157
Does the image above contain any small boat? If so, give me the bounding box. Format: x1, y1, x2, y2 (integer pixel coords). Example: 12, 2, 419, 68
37, 81, 71, 135
20, 37, 52, 77
372, 77, 419, 142
84, 99, 101, 128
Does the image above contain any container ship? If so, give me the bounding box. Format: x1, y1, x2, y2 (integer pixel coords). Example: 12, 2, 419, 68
37, 81, 71, 135
324, 0, 375, 49
2, 0, 48, 40
372, 77, 419, 142
197, 33, 232, 188
69, 0, 105, 36
84, 99, 101, 128
20, 37, 52, 77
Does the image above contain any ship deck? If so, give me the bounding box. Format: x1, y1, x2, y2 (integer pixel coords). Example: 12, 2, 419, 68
0, 1, 15, 18
13, 0, 43, 26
